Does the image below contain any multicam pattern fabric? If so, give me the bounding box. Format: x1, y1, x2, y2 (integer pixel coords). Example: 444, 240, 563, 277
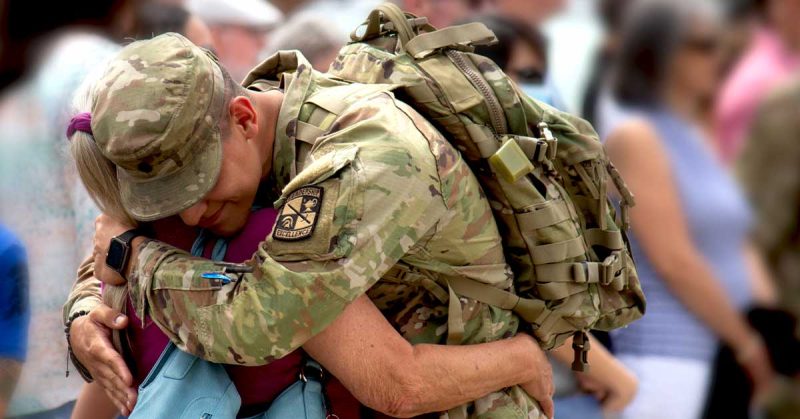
109, 50, 543, 417
738, 77, 800, 322
90, 33, 226, 222
326, 5, 644, 358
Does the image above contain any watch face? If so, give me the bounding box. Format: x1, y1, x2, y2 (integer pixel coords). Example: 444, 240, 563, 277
106, 238, 127, 271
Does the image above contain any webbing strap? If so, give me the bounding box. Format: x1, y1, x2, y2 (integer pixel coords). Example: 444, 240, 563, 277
531, 236, 586, 265
573, 163, 600, 200
515, 199, 572, 231
535, 251, 628, 288
295, 121, 327, 145
405, 22, 497, 58
607, 162, 636, 231
446, 282, 464, 345
584, 228, 625, 250
536, 281, 581, 300
465, 123, 498, 158
515, 135, 555, 163
446, 275, 549, 326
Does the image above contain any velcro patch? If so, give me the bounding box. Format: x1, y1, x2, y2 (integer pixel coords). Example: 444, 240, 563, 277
273, 186, 324, 241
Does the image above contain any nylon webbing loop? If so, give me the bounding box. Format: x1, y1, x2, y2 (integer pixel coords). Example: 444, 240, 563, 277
531, 236, 586, 265
295, 121, 326, 145
446, 275, 549, 326
584, 228, 625, 250
515, 199, 572, 231
534, 251, 627, 290
405, 22, 497, 58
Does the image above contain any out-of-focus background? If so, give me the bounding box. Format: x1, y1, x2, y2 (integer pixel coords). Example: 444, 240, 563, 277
1, 0, 799, 418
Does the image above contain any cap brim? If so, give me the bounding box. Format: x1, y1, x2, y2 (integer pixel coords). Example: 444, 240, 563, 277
118, 128, 222, 222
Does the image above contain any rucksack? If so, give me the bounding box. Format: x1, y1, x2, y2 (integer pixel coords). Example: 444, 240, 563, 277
311, 3, 645, 371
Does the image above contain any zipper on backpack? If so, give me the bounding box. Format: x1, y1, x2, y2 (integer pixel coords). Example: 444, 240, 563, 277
446, 50, 508, 136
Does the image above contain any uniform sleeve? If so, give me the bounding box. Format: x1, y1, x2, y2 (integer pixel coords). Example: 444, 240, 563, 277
737, 91, 800, 256
128, 101, 450, 365
0, 243, 30, 361
62, 256, 103, 326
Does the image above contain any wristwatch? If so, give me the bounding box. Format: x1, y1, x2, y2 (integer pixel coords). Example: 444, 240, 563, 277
105, 229, 142, 277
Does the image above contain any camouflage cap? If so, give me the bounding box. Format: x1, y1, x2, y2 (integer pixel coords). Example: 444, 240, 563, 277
91, 32, 226, 221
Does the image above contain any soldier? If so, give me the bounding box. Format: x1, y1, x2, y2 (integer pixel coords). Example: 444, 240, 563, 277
65, 33, 553, 417
738, 77, 800, 324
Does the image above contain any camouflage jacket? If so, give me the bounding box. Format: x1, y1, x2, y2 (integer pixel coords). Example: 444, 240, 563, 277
65, 51, 541, 417
738, 76, 800, 320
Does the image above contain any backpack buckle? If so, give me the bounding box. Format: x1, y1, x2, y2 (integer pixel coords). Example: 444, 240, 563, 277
537, 122, 558, 161
600, 251, 621, 286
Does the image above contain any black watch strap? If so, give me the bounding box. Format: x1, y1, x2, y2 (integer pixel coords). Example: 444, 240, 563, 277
115, 229, 142, 246
106, 228, 142, 275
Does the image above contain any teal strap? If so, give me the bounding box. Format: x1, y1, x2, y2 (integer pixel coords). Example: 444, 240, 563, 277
191, 229, 228, 261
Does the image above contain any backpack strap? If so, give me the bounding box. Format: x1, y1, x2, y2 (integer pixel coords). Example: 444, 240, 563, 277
404, 23, 497, 58
294, 83, 398, 145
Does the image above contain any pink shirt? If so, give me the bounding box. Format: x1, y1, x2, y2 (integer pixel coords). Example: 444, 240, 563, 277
121, 209, 361, 417
715, 28, 800, 163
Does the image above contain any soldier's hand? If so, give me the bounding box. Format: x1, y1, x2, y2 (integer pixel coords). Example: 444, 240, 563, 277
519, 338, 555, 419
93, 214, 134, 285
69, 304, 137, 415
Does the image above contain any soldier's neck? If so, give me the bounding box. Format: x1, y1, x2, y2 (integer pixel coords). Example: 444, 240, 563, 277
251, 88, 285, 181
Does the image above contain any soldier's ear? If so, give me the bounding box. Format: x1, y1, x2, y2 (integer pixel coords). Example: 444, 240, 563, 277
228, 96, 258, 140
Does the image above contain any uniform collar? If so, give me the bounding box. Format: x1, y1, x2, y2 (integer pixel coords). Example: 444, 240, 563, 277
242, 51, 315, 200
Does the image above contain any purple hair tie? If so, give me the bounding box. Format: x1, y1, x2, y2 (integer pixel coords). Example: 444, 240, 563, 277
66, 112, 93, 139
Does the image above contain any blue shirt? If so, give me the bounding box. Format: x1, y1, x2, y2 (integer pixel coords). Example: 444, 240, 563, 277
608, 107, 753, 362
0, 224, 29, 361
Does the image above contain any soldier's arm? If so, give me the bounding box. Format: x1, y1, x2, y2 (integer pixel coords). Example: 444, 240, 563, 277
127, 118, 450, 364
62, 256, 103, 325
304, 294, 551, 417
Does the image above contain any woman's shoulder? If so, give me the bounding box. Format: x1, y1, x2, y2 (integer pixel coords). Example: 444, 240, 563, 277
605, 116, 667, 162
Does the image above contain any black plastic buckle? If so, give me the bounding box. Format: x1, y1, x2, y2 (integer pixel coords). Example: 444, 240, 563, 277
299, 361, 325, 383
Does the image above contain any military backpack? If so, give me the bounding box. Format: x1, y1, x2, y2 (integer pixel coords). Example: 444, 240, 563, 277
300, 3, 645, 370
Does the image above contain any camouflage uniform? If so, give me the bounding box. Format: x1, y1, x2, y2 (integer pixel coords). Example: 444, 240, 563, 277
737, 75, 800, 419
65, 34, 543, 417
738, 77, 800, 322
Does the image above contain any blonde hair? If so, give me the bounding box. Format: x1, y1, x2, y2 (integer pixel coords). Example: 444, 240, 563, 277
69, 80, 137, 227
69, 76, 135, 354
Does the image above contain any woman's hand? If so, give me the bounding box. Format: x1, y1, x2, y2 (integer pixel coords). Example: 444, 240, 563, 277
576, 364, 638, 412
735, 333, 776, 406
93, 214, 135, 285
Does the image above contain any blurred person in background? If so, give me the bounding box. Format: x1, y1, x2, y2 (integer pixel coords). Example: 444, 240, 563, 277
395, 0, 472, 28
187, 0, 282, 82
132, 2, 215, 52
731, 77, 800, 419
603, 1, 777, 418
472, 0, 566, 27
268, 0, 380, 42
0, 225, 29, 419
581, 0, 634, 127
718, 0, 765, 78
0, 2, 137, 416
715, 0, 800, 163
261, 13, 344, 70
470, 14, 566, 109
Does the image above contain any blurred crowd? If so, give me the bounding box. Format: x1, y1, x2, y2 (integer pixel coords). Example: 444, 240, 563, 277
1, 0, 799, 418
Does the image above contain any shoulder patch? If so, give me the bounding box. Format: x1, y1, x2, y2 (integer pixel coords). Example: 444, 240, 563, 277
273, 186, 324, 241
